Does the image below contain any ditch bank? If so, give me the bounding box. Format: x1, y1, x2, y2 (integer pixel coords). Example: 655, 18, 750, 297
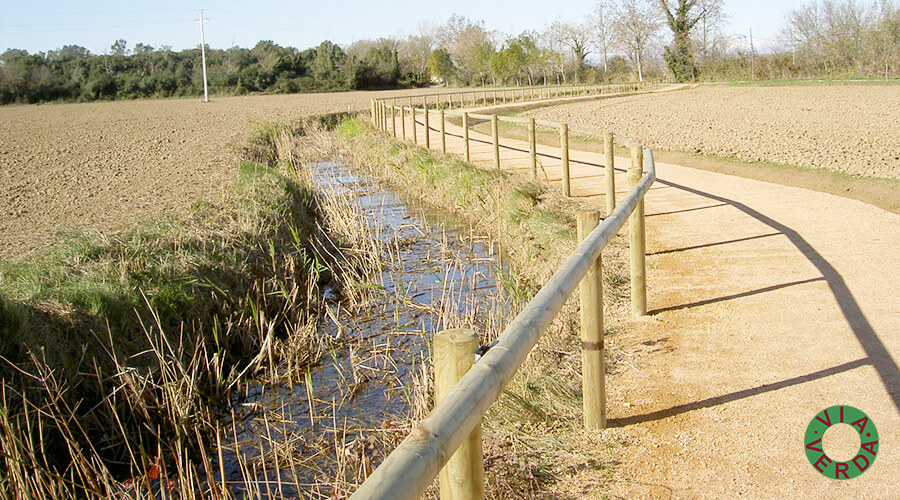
304, 117, 643, 497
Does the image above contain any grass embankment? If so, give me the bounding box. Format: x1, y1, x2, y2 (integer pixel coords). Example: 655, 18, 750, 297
312, 117, 636, 497
0, 120, 376, 497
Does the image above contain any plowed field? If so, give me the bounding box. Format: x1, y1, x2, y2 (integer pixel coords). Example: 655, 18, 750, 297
525, 84, 900, 179
0, 89, 437, 258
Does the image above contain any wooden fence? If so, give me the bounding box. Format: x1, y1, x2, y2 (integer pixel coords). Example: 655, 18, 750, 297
355, 85, 656, 499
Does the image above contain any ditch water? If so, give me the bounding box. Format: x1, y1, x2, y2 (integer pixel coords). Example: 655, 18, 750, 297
217, 162, 509, 496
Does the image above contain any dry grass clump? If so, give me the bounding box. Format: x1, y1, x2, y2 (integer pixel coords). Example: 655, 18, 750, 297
307, 116, 635, 497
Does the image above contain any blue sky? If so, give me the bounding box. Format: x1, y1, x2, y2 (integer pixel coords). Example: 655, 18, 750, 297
1, 1, 804, 55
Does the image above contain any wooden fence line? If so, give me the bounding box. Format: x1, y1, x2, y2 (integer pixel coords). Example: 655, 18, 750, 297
357, 85, 656, 499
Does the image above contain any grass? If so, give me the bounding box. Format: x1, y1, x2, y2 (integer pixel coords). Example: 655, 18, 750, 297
309, 116, 635, 497
0, 119, 381, 498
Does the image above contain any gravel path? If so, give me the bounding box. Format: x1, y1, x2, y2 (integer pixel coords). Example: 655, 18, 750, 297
524, 85, 900, 180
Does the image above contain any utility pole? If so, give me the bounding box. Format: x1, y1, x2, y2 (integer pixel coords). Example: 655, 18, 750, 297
749, 28, 755, 81
197, 10, 209, 102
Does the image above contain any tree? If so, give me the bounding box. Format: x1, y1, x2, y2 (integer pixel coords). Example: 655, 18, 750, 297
311, 40, 348, 87
110, 39, 128, 56
397, 23, 435, 85
659, 0, 705, 81
437, 15, 493, 85
614, 0, 663, 81
551, 21, 592, 81
594, 0, 614, 72
695, 0, 727, 62
428, 48, 455, 83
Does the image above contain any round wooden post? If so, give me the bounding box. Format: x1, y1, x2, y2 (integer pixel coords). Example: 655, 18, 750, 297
435, 329, 485, 500
424, 108, 430, 149
491, 114, 500, 169
401, 106, 407, 140
463, 112, 471, 162
440, 109, 447, 153
529, 117, 537, 180
391, 105, 396, 138
412, 107, 418, 145
560, 123, 571, 197
629, 145, 647, 316
576, 210, 606, 429
604, 132, 615, 216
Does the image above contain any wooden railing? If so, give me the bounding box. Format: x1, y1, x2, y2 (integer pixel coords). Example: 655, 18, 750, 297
355, 87, 656, 499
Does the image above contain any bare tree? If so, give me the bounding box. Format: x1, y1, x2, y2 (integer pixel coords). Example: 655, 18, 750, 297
397, 25, 435, 83
613, 0, 663, 81
437, 15, 494, 85
695, 0, 727, 62
594, 0, 614, 72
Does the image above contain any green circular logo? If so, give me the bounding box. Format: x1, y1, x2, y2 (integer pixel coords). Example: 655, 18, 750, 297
805, 405, 879, 479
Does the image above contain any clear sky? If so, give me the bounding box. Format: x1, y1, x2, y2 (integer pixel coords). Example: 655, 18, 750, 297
1, 1, 806, 55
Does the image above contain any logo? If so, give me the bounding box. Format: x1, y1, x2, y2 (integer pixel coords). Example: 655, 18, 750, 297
804, 405, 879, 479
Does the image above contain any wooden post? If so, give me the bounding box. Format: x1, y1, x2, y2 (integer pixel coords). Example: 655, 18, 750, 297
463, 112, 470, 162
560, 123, 570, 196
604, 132, 615, 216
629, 146, 647, 316
370, 100, 376, 123
440, 109, 447, 153
424, 108, 430, 149
412, 107, 418, 145
529, 117, 537, 180
401, 106, 406, 140
435, 329, 485, 500
576, 211, 605, 429
491, 114, 500, 169
391, 105, 396, 138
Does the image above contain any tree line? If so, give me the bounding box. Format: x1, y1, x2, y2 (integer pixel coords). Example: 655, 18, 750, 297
0, 39, 403, 104
1, 0, 897, 105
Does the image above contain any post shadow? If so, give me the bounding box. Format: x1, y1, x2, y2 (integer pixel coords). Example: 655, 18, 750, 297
608, 358, 871, 427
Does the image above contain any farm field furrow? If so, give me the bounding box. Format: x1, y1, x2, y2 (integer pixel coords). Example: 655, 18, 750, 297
0, 89, 441, 259
524, 85, 900, 180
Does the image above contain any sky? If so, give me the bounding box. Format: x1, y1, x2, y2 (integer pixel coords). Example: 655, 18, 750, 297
1, 0, 807, 56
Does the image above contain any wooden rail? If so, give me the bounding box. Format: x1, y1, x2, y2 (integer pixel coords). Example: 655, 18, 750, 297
358, 86, 655, 499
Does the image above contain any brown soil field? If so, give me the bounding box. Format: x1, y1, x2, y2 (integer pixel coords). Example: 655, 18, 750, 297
524, 84, 900, 180
0, 89, 448, 259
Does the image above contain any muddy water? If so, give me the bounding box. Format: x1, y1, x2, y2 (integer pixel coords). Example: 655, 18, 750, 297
218, 162, 508, 496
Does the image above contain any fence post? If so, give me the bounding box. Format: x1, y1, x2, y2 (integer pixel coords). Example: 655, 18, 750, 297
529, 117, 537, 180
463, 112, 471, 163
370, 100, 376, 124
629, 145, 647, 316
560, 123, 570, 197
391, 105, 396, 138
576, 210, 606, 430
412, 107, 418, 145
401, 107, 406, 140
491, 114, 500, 169
604, 132, 615, 216
441, 109, 447, 153
435, 329, 485, 500
424, 108, 430, 149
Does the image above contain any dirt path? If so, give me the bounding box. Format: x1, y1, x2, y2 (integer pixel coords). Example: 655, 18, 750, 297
396, 109, 899, 497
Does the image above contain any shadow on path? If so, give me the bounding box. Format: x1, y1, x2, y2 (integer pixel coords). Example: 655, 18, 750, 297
608, 358, 871, 427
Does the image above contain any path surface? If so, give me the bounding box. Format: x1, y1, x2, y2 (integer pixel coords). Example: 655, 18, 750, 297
392, 107, 899, 497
